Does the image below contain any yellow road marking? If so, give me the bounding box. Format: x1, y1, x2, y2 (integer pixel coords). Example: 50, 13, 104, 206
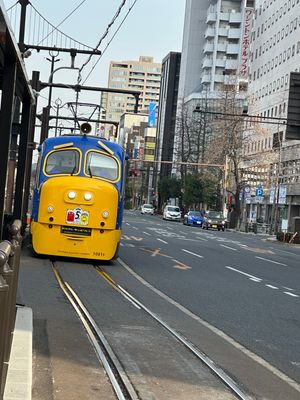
122, 234, 130, 240
150, 249, 161, 257
140, 247, 191, 270
131, 236, 143, 241
122, 235, 143, 241
172, 259, 191, 270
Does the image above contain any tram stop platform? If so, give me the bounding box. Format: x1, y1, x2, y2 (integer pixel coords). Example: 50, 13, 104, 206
4, 306, 32, 400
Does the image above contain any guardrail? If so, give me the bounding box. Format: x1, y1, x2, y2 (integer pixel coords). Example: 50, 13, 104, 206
238, 222, 271, 234
0, 220, 22, 398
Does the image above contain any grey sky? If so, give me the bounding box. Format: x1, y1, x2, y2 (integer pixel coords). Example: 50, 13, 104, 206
4, 0, 185, 107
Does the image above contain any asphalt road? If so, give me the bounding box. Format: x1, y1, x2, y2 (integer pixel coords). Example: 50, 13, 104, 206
117, 211, 300, 388
17, 211, 300, 399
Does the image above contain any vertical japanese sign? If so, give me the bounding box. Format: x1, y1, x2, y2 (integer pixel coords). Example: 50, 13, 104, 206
239, 7, 253, 78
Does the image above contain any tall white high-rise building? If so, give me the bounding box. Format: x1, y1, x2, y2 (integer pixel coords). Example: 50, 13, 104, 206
172, 0, 253, 177
178, 0, 254, 102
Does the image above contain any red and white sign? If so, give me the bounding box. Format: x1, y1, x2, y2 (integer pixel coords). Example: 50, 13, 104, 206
240, 7, 253, 78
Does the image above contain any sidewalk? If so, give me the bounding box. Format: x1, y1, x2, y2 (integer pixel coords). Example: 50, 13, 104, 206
4, 306, 32, 400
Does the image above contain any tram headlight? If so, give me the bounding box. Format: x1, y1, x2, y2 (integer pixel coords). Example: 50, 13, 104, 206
84, 192, 92, 201
102, 211, 109, 218
47, 205, 54, 213
67, 191, 76, 200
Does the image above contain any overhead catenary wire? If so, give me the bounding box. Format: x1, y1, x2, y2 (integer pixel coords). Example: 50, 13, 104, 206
82, 0, 139, 85
6, 1, 18, 12
78, 0, 131, 81
29, 1, 92, 50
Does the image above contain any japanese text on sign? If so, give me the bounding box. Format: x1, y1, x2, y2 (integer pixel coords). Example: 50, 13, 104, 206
240, 7, 254, 78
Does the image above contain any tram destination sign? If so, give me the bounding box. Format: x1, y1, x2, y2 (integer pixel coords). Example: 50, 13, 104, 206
61, 226, 91, 236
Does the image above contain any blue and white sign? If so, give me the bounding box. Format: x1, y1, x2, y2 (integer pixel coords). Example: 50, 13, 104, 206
148, 102, 157, 127
256, 186, 263, 197
278, 185, 287, 204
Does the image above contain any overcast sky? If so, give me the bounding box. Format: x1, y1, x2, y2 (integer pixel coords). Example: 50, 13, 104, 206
3, 0, 186, 114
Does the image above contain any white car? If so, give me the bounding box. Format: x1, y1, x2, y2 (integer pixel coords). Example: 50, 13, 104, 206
141, 204, 154, 215
163, 205, 181, 221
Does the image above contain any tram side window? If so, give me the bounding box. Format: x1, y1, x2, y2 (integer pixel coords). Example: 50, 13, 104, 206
86, 152, 118, 181
45, 150, 79, 175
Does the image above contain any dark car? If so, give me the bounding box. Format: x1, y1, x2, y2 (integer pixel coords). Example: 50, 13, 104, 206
183, 211, 204, 227
202, 211, 226, 231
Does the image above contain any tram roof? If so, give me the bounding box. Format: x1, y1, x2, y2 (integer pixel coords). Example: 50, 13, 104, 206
41, 134, 124, 155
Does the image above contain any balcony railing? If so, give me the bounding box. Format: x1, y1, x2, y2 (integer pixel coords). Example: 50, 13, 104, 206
203, 43, 214, 53
206, 12, 217, 23
205, 28, 216, 38
228, 28, 241, 39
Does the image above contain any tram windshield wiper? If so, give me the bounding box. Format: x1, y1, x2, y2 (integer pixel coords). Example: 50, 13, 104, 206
88, 166, 93, 178
70, 165, 77, 176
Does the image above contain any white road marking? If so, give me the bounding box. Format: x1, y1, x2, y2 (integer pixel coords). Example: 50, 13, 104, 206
118, 258, 300, 393
255, 256, 287, 266
283, 286, 295, 291
157, 238, 168, 244
120, 243, 124, 246
225, 266, 262, 282
126, 223, 130, 226
265, 284, 279, 290
249, 278, 261, 282
132, 226, 138, 230
284, 292, 299, 298
181, 249, 203, 258
194, 236, 208, 241
220, 244, 237, 251
143, 231, 151, 236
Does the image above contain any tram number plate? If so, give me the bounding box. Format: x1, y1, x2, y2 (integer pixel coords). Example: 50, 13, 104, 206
61, 225, 91, 236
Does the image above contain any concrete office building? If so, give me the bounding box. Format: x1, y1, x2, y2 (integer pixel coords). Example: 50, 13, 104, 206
172, 0, 253, 177
101, 56, 161, 137
178, 0, 253, 102
246, 0, 300, 229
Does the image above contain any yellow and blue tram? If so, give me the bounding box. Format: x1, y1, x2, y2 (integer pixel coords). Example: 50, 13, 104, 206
30, 130, 125, 260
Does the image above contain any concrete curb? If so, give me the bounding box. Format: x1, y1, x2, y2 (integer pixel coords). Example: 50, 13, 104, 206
4, 306, 32, 400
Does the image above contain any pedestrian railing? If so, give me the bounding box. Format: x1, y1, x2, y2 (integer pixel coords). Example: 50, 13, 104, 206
0, 220, 22, 398
238, 222, 271, 235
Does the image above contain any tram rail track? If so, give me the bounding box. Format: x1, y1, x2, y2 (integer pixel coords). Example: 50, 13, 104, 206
52, 258, 249, 400
95, 263, 250, 400
52, 261, 140, 400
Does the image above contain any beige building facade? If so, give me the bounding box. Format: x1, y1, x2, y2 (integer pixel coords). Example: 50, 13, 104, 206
101, 56, 161, 136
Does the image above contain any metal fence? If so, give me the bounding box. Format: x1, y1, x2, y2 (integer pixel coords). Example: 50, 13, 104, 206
0, 220, 22, 398
238, 221, 271, 234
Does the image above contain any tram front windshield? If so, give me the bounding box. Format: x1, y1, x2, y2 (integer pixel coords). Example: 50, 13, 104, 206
86, 152, 118, 181
45, 150, 80, 175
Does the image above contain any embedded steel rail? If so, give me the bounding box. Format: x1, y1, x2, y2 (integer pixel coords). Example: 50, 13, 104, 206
96, 263, 250, 400
52, 262, 139, 400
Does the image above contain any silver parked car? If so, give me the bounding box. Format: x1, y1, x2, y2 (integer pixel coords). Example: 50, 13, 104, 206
163, 205, 181, 221
141, 204, 154, 215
